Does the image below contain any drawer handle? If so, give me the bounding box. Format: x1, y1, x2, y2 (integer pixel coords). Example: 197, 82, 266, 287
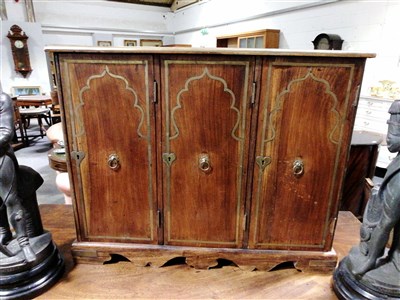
107, 153, 120, 171
199, 153, 211, 173
293, 159, 304, 177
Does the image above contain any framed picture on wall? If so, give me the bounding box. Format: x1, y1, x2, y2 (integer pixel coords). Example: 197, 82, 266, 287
11, 86, 42, 96
140, 39, 163, 47
97, 40, 112, 47
124, 40, 137, 47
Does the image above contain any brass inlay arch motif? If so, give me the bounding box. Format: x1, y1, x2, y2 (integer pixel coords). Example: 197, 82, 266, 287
264, 69, 340, 146
169, 67, 243, 142
76, 65, 147, 141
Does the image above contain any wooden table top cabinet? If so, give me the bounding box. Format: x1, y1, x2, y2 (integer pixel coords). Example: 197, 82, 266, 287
47, 46, 374, 272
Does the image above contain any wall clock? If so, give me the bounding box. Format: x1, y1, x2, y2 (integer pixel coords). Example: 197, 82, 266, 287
312, 33, 343, 50
7, 24, 32, 78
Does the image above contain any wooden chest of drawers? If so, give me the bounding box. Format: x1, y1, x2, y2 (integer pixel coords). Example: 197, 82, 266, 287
354, 95, 395, 168
48, 47, 373, 272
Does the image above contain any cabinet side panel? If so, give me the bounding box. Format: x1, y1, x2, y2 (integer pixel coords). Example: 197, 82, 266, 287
58, 54, 158, 243
250, 58, 361, 251
161, 57, 253, 248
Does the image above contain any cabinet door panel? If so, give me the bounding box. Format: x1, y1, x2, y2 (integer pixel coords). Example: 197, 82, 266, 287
249, 59, 361, 250
161, 56, 254, 248
59, 54, 158, 243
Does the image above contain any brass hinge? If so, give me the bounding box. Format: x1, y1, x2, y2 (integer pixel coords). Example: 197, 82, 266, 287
157, 209, 162, 228
243, 213, 248, 231
153, 80, 158, 103
251, 82, 256, 105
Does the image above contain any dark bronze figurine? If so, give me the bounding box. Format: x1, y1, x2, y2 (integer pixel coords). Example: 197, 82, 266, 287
333, 100, 400, 299
0, 91, 64, 299
0, 91, 37, 262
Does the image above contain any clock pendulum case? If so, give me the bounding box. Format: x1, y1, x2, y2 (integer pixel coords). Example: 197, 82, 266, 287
7, 24, 33, 78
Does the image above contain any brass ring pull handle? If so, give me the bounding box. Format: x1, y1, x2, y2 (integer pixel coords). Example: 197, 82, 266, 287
293, 159, 304, 177
107, 154, 120, 171
199, 154, 211, 173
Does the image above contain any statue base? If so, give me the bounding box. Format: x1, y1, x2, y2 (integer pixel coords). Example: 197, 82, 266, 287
0, 232, 64, 300
333, 257, 400, 300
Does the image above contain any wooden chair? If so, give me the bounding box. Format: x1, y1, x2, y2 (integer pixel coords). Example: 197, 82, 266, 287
19, 105, 52, 140
11, 97, 27, 149
50, 90, 61, 124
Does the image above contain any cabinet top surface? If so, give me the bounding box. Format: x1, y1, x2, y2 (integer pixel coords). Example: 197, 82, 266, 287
46, 46, 375, 58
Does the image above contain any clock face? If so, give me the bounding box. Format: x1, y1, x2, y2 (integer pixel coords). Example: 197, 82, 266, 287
14, 40, 24, 49
317, 37, 330, 50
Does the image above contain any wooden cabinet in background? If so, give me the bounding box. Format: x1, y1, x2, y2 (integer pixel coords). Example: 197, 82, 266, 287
341, 131, 381, 219
217, 29, 280, 48
49, 47, 373, 272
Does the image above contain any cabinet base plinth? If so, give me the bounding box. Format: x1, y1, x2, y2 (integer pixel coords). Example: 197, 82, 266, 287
71, 241, 337, 273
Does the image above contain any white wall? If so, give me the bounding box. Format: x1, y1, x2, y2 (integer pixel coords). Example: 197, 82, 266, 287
0, 0, 170, 95
171, 0, 400, 95
38, 0, 171, 46
2, 0, 400, 97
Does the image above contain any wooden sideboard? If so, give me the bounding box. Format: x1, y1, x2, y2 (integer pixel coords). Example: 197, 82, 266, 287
48, 46, 374, 272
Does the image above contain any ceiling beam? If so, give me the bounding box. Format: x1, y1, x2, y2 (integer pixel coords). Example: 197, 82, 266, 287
107, 0, 173, 8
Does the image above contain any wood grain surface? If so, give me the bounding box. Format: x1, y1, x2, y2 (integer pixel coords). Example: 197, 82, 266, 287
38, 205, 359, 299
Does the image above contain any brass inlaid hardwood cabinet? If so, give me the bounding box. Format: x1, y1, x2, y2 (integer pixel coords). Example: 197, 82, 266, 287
49, 47, 374, 272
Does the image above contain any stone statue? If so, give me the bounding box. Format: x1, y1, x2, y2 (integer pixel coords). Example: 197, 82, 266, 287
333, 100, 400, 299
0, 91, 64, 299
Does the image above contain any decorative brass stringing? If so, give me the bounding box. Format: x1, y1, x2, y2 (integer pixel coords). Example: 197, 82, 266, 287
293, 159, 304, 177
107, 154, 120, 171
256, 156, 272, 171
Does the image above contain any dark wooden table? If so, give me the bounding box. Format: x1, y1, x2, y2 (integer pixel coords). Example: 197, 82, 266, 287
341, 130, 382, 219
37, 205, 360, 299
15, 95, 52, 107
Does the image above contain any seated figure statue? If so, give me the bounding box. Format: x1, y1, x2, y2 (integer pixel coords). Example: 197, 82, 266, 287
0, 91, 64, 299
0, 92, 36, 262
333, 99, 400, 299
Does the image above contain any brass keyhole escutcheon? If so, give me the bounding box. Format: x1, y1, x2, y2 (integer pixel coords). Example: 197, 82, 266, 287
162, 153, 176, 167
107, 153, 120, 171
256, 156, 272, 171
199, 154, 211, 173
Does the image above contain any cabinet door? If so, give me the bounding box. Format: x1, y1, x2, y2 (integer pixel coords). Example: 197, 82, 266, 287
161, 56, 254, 248
249, 58, 363, 251
58, 53, 158, 244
